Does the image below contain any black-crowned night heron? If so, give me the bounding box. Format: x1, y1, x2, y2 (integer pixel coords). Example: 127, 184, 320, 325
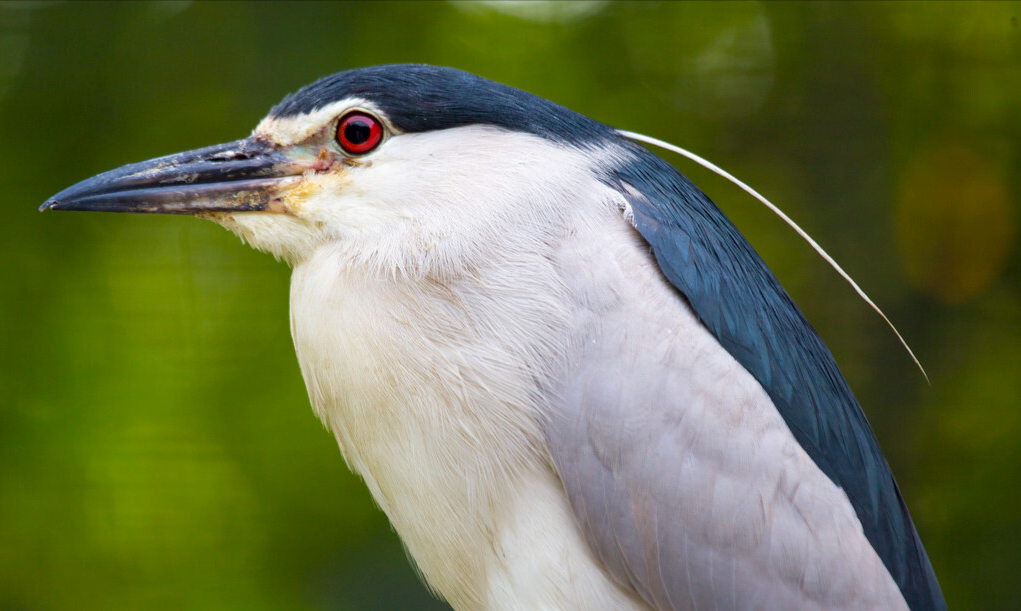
43, 64, 945, 611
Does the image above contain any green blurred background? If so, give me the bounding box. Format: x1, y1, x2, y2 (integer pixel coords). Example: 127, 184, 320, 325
1, 1, 1019, 609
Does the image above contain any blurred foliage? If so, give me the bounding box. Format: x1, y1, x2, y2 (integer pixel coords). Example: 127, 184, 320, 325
0, 1, 1018, 610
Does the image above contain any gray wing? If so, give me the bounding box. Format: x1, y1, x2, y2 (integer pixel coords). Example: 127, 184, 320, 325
540, 165, 923, 610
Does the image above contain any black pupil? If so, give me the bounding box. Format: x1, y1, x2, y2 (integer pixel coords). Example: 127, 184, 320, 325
345, 119, 372, 144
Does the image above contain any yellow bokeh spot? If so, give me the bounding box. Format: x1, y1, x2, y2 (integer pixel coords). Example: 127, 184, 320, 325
895, 145, 1015, 303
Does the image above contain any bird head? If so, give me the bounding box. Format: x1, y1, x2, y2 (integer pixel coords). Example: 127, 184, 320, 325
43, 65, 621, 273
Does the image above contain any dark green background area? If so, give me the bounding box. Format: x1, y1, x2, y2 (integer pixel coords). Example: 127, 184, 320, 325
1, 1, 1019, 609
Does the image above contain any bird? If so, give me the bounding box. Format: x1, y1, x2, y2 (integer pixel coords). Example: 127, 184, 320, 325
42, 64, 945, 611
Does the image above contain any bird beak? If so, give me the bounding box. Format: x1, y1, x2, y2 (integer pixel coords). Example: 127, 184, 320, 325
40, 137, 308, 215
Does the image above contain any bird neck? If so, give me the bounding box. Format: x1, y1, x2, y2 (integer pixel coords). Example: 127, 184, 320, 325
288, 240, 569, 608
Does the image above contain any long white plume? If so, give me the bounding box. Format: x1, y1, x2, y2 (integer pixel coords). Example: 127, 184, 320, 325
619, 129, 928, 382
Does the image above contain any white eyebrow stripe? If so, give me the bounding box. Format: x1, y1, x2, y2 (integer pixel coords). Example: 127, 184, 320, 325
255, 97, 390, 146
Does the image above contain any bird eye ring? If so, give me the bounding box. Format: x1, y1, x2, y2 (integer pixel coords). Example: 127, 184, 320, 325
336, 112, 383, 155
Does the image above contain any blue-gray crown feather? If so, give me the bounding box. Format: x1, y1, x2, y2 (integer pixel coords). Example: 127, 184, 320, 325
271, 64, 615, 145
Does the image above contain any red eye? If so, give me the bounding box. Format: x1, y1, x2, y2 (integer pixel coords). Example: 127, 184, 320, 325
336, 112, 383, 154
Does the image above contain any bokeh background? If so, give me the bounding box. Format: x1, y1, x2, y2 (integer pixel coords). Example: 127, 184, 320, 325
1, 1, 1019, 609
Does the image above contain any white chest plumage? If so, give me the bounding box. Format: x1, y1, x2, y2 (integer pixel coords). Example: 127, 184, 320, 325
289, 238, 650, 611
288, 202, 907, 611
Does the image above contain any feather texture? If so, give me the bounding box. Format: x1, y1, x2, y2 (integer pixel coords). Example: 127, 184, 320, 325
582, 143, 945, 610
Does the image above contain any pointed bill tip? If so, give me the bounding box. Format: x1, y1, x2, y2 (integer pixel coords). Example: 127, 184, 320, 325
38, 137, 302, 216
